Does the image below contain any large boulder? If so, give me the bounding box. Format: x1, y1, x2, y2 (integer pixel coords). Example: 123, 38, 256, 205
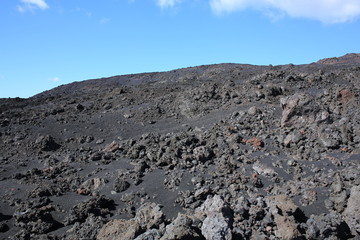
66, 214, 105, 240
135, 229, 162, 240
65, 196, 115, 225
202, 216, 231, 240
343, 185, 360, 235
135, 202, 164, 230
280, 94, 329, 128
265, 195, 301, 240
161, 214, 201, 240
196, 195, 232, 240
96, 219, 141, 240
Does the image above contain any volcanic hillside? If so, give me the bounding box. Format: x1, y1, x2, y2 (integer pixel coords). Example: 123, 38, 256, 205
0, 54, 360, 239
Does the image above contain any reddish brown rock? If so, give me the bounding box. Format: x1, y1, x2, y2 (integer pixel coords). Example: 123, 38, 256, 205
242, 137, 264, 149
338, 89, 355, 104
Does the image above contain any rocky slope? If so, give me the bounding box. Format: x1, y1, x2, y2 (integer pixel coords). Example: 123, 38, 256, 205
0, 54, 360, 239
317, 53, 360, 65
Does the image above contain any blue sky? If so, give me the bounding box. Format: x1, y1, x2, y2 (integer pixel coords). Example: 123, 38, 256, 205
1, 0, 360, 98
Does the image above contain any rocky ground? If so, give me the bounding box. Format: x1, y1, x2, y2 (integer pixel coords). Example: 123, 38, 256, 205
0, 54, 360, 239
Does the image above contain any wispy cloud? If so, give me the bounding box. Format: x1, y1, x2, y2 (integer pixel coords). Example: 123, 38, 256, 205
209, 0, 360, 23
17, 0, 49, 12
100, 17, 111, 24
156, 0, 182, 8
75, 7, 92, 17
50, 77, 60, 82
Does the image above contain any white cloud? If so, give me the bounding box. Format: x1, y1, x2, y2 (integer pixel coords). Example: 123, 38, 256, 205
18, 0, 49, 12
209, 0, 360, 23
50, 77, 60, 82
157, 0, 182, 8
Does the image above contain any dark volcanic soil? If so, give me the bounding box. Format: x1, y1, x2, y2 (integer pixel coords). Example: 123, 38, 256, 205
1, 54, 360, 240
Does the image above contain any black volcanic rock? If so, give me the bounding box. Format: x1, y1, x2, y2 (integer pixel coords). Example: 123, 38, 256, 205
1, 54, 360, 239
35, 135, 61, 152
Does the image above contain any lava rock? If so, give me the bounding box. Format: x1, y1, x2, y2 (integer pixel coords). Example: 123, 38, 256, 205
161, 214, 201, 240
0, 223, 9, 233
113, 177, 130, 193
65, 196, 115, 225
135, 202, 164, 230
97, 219, 141, 240
66, 214, 106, 240
265, 195, 301, 240
196, 195, 233, 240
35, 135, 61, 151
343, 185, 360, 236
79, 177, 107, 194
103, 141, 119, 153
280, 94, 329, 127
135, 229, 162, 240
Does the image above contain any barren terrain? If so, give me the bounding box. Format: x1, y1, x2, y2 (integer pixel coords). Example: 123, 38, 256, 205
1, 54, 360, 239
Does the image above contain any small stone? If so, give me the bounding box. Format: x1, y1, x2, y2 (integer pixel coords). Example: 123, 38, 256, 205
193, 146, 214, 162
96, 139, 105, 144
124, 113, 133, 119
76, 188, 90, 195
80, 178, 107, 193
103, 141, 119, 152
253, 162, 277, 177
248, 106, 258, 115
75, 104, 85, 111
35, 135, 61, 151
242, 137, 264, 149
113, 178, 130, 193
